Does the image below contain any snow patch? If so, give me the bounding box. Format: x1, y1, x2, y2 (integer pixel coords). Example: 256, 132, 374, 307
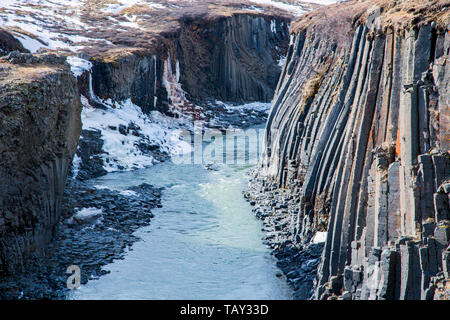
102, 0, 165, 15
71, 153, 81, 178
278, 55, 286, 67
120, 190, 138, 197
248, 0, 306, 16
80, 96, 192, 174
93, 185, 111, 190
12, 33, 43, 53
270, 19, 276, 33
66, 56, 92, 77
242, 5, 264, 13
289, 34, 295, 46
303, 0, 339, 5
312, 231, 327, 244
75, 207, 103, 219
1, 0, 112, 53
66, 207, 104, 225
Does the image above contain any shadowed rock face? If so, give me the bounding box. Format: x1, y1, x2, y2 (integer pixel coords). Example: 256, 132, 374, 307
0, 29, 28, 55
250, 0, 450, 300
178, 14, 288, 103
88, 14, 290, 115
0, 53, 82, 274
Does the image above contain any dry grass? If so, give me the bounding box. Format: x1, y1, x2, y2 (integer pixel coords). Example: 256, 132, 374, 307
377, 0, 450, 30
0, 62, 58, 86
301, 58, 332, 106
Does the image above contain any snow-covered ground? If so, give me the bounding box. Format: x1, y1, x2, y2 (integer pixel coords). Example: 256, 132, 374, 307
0, 0, 338, 55
79, 96, 192, 174
303, 0, 339, 5
249, 0, 306, 16
249, 0, 337, 16
0, 0, 113, 53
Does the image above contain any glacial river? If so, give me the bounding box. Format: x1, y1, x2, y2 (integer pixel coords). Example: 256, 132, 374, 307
70, 125, 291, 299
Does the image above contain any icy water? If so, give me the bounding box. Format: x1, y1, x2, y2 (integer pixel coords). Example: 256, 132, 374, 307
70, 125, 291, 299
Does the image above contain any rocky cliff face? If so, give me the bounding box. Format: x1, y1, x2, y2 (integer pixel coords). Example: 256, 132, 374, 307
0, 52, 81, 274
0, 29, 28, 55
1, 0, 308, 117
87, 13, 289, 116
249, 0, 450, 300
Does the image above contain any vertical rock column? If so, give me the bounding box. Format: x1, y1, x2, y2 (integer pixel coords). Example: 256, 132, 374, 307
254, 1, 449, 300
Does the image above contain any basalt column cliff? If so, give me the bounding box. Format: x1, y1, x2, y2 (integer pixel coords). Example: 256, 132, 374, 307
248, 0, 450, 300
0, 52, 82, 274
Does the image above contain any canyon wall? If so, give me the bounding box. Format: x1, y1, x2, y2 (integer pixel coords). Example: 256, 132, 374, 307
87, 14, 289, 115
0, 52, 82, 274
251, 0, 450, 299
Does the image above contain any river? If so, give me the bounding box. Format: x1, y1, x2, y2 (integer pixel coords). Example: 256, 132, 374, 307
70, 124, 291, 299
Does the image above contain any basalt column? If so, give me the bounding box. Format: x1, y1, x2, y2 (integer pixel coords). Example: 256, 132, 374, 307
253, 0, 450, 300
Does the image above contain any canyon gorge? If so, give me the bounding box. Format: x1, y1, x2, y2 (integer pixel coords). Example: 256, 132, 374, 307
0, 0, 449, 300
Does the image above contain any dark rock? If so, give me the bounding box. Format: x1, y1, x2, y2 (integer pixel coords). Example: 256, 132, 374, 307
75, 129, 107, 181
0, 29, 29, 54
0, 56, 81, 275
118, 124, 128, 135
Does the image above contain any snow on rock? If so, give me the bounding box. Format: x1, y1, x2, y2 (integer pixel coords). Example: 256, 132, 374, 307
248, 0, 306, 16
162, 53, 205, 120
101, 0, 167, 15
80, 96, 192, 174
66, 207, 103, 225
303, 0, 339, 5
12, 33, 43, 53
0, 0, 112, 53
270, 19, 277, 32
75, 207, 103, 219
119, 190, 139, 197
0, 0, 314, 54
312, 231, 327, 244
71, 153, 81, 177
66, 56, 92, 77
278, 55, 286, 67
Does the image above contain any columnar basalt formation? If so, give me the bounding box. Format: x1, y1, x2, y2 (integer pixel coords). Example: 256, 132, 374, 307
87, 13, 290, 115
249, 0, 450, 300
0, 52, 82, 274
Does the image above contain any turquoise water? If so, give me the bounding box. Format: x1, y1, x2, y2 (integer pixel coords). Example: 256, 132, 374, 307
70, 127, 291, 299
